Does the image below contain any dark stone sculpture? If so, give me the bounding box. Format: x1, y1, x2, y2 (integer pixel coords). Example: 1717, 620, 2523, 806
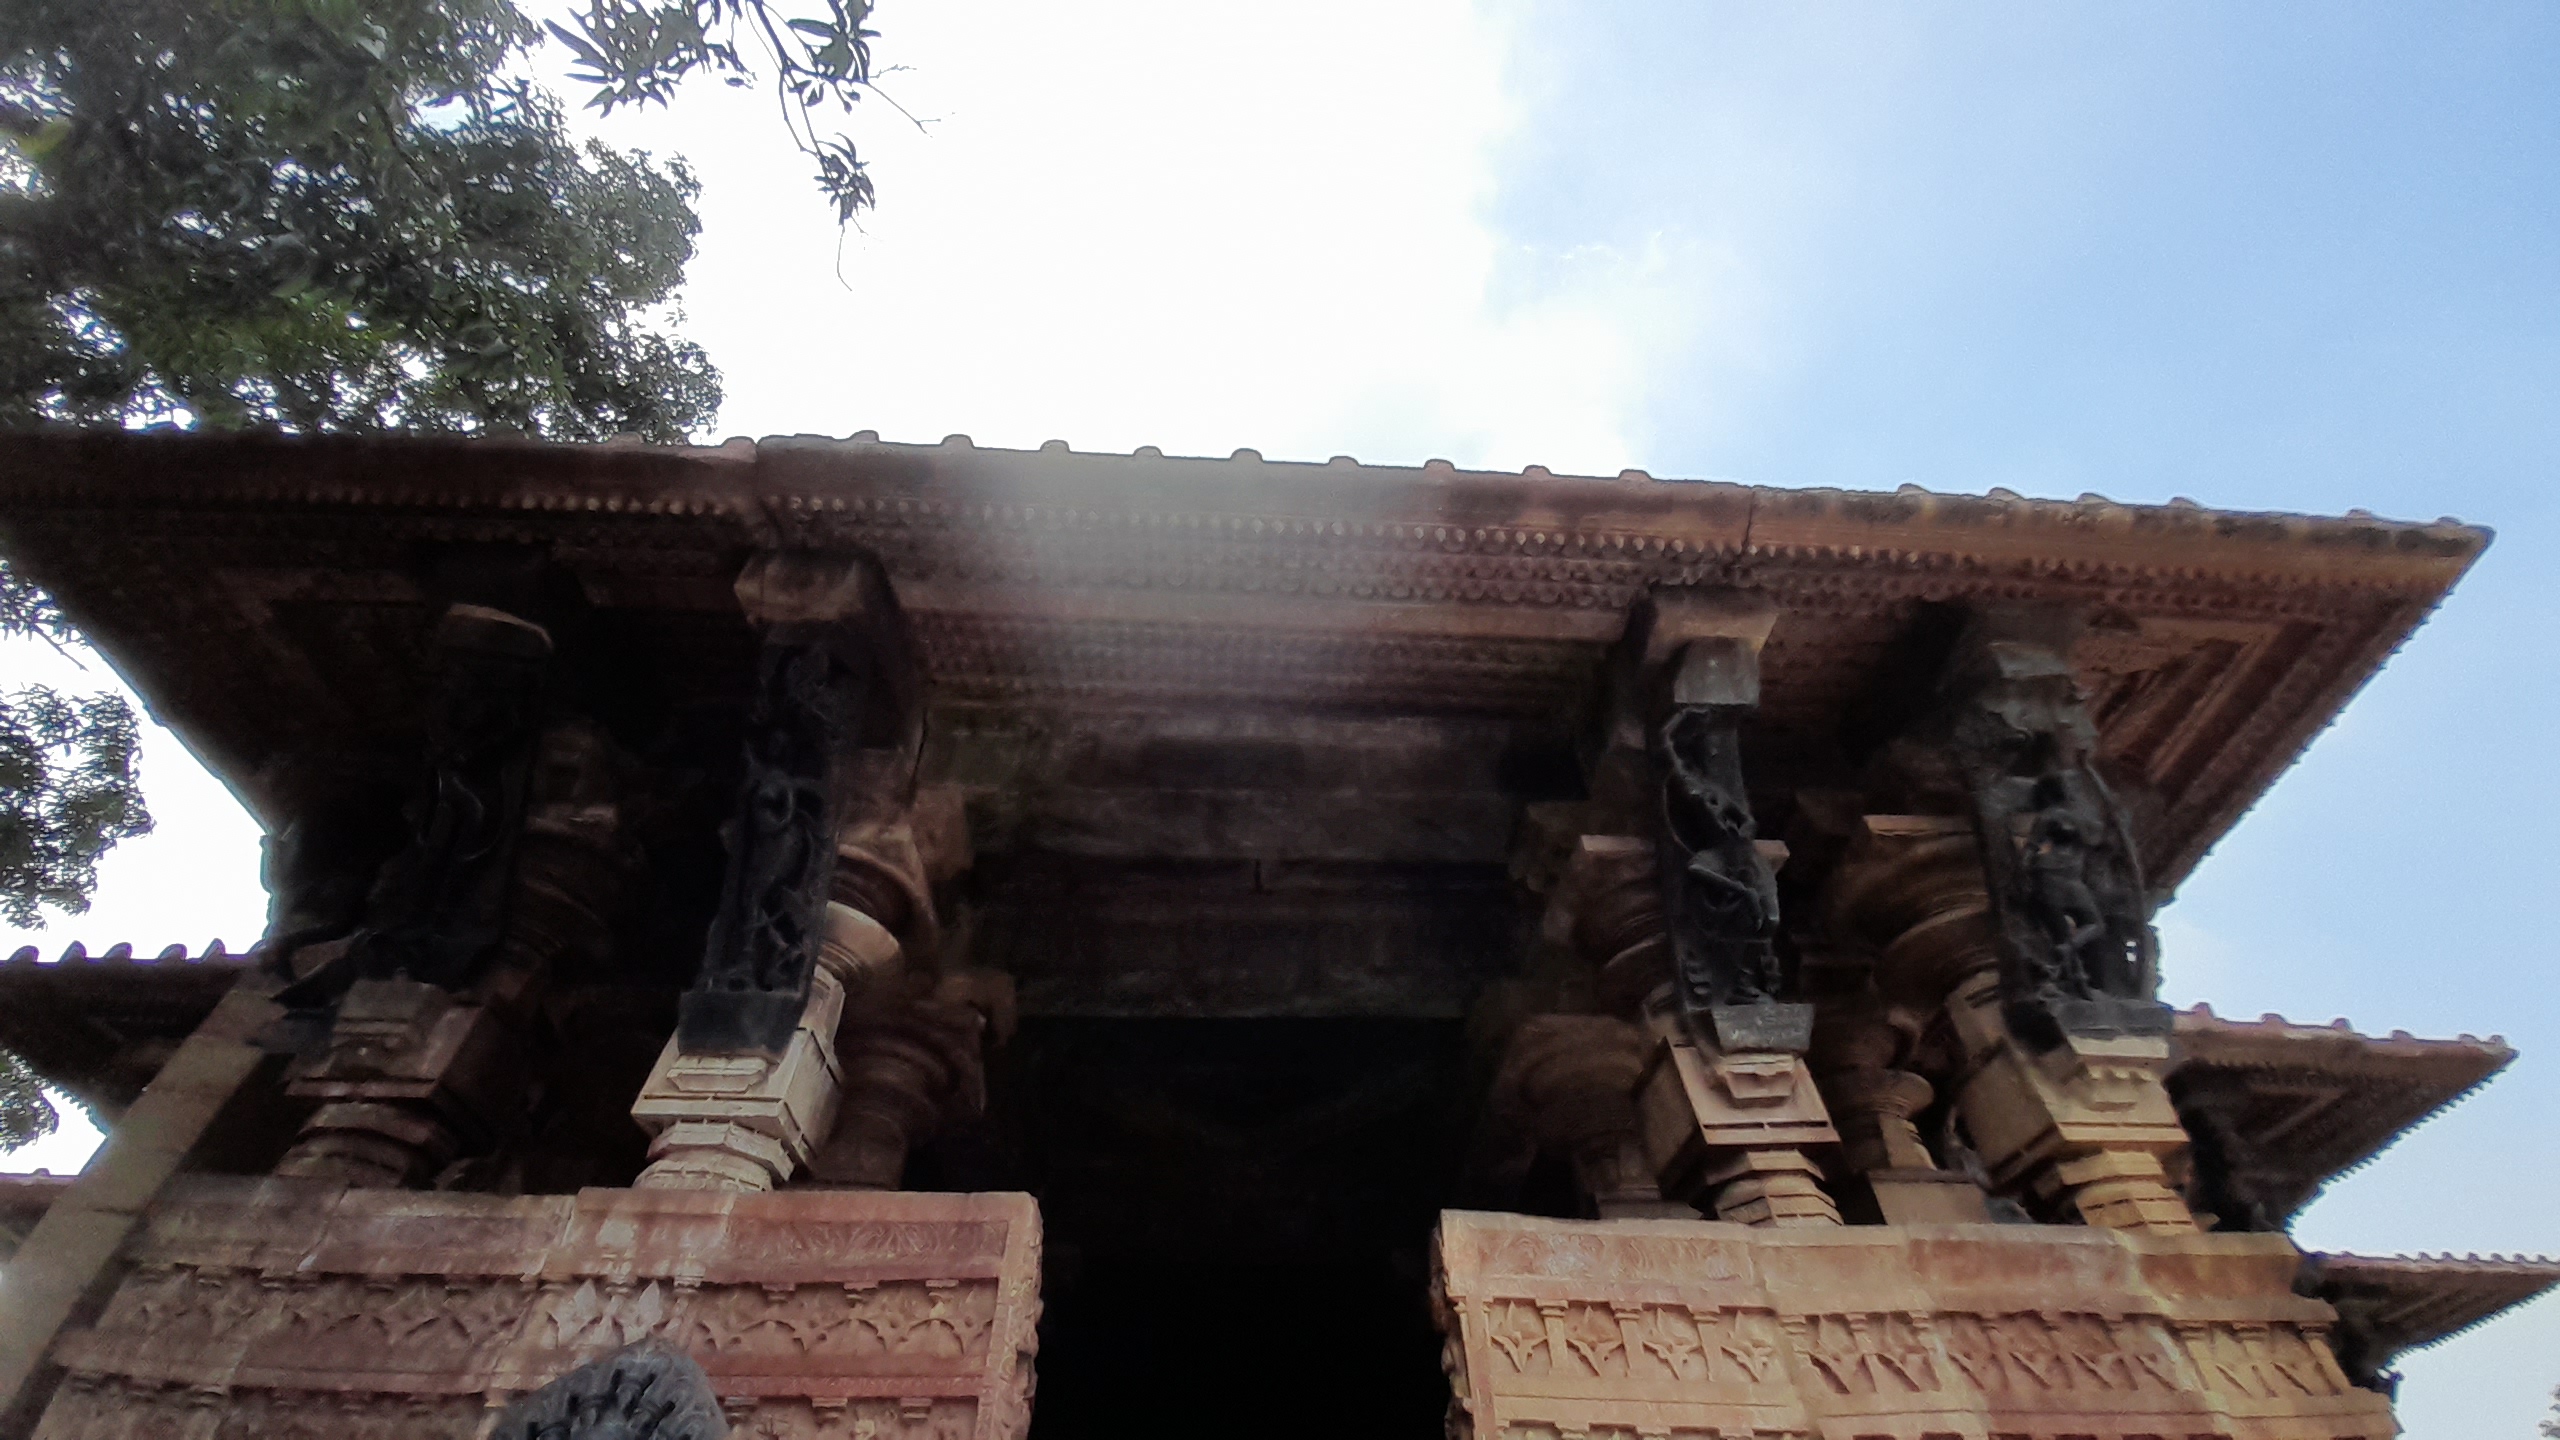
677, 635, 862, 1055
1657, 704, 1782, 1012
1937, 607, 2168, 1049
1649, 636, 1806, 1051
493, 1339, 728, 1440
271, 602, 554, 1011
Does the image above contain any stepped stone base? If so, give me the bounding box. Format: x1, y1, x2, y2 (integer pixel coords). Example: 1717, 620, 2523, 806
33, 1177, 1041, 1440
1433, 1210, 2393, 1440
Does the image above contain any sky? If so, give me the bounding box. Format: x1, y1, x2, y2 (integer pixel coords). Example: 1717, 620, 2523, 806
6, 2, 2558, 1433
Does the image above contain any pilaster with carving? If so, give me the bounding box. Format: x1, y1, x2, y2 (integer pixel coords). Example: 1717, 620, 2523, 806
1432, 1209, 2396, 1440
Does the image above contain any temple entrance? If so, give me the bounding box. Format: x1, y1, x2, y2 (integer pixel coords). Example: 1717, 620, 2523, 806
961, 1019, 1465, 1438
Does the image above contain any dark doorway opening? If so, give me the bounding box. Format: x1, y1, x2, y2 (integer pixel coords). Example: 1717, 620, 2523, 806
943, 1018, 1468, 1439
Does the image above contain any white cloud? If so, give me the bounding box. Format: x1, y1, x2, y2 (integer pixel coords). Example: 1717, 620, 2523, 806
542, 0, 1702, 472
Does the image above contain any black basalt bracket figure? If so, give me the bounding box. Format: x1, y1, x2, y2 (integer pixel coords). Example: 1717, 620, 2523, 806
677, 633, 861, 1056
677, 549, 918, 1058
494, 1339, 728, 1440
269, 599, 556, 1013
1650, 636, 1806, 1053
1937, 607, 2168, 1050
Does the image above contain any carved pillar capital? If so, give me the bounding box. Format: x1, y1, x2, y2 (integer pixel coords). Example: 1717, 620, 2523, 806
1819, 813, 1997, 1012
1482, 1014, 1676, 1218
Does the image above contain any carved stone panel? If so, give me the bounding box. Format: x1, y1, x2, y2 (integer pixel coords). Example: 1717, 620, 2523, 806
35, 1179, 1040, 1440
1434, 1210, 2395, 1440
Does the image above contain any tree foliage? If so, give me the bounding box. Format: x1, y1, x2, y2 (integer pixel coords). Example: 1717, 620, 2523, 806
0, 0, 750, 938
0, 0, 720, 436
547, 1, 883, 223
0, 1048, 57, 1154
0, 683, 150, 930
0, 0, 843, 1154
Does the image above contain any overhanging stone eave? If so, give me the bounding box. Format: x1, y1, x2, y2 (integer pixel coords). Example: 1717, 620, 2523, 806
0, 428, 2489, 593
2169, 1006, 2516, 1222
2304, 1250, 2560, 1359
0, 427, 2492, 884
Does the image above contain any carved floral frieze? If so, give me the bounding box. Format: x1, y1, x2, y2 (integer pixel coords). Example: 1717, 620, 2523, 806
1435, 1210, 2387, 1440
34, 1180, 1040, 1440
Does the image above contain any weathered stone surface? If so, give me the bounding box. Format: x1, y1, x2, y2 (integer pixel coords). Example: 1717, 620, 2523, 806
33, 1180, 1040, 1440
1434, 1209, 2393, 1440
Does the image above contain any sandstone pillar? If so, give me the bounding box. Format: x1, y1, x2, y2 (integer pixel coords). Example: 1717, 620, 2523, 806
801, 794, 1004, 1192
270, 594, 642, 1189
271, 601, 551, 1184
629, 548, 952, 1188
1482, 1013, 1674, 1219
1807, 993, 1991, 1226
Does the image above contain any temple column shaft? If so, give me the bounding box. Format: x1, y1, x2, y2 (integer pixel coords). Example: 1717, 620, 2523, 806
272, 593, 645, 1189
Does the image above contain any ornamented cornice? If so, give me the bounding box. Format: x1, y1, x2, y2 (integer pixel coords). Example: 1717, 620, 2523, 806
0, 429, 2489, 888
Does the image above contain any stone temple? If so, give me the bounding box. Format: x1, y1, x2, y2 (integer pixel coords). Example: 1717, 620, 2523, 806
0, 428, 2548, 1440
